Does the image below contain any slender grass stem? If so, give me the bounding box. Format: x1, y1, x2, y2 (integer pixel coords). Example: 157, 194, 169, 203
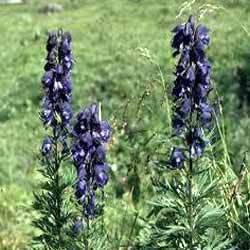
126, 212, 139, 249
157, 63, 172, 131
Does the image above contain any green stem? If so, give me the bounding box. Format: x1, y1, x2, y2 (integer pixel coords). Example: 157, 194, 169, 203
157, 63, 172, 130
188, 151, 194, 249
85, 217, 89, 250
54, 128, 62, 248
84, 162, 91, 250
101, 191, 105, 235
126, 212, 139, 248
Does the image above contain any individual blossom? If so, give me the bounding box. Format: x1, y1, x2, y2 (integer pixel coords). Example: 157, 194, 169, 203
72, 217, 83, 236
71, 104, 111, 218
168, 148, 185, 169
94, 163, 109, 187
176, 97, 191, 119
172, 115, 186, 135
187, 127, 207, 158
199, 101, 213, 127
171, 15, 195, 56
41, 137, 52, 156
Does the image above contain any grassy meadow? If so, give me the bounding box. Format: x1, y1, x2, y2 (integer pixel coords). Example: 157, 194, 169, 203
0, 0, 250, 249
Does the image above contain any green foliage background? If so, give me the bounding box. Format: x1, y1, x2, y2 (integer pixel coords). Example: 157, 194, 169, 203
0, 0, 249, 249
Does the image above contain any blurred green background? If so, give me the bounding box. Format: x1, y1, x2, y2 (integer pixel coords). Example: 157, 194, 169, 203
0, 0, 249, 249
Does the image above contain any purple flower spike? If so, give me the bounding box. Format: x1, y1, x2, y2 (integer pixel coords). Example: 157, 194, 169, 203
40, 30, 73, 131
36, 30, 75, 247
169, 16, 213, 169
72, 103, 111, 218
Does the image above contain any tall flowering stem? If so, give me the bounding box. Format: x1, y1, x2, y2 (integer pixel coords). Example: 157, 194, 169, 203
71, 103, 111, 248
138, 16, 230, 249
169, 15, 212, 247
33, 30, 73, 249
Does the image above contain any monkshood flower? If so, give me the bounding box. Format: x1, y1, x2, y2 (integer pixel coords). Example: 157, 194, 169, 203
33, 30, 74, 249
168, 15, 213, 169
72, 104, 111, 218
41, 136, 52, 156
187, 127, 207, 158
41, 30, 73, 132
72, 217, 83, 236
169, 148, 185, 169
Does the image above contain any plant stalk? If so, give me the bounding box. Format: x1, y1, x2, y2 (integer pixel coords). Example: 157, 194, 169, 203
54, 127, 62, 248
188, 149, 194, 249
85, 217, 89, 250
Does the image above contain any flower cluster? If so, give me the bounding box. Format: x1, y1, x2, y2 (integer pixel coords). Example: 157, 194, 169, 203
40, 30, 73, 154
169, 15, 212, 169
72, 104, 111, 218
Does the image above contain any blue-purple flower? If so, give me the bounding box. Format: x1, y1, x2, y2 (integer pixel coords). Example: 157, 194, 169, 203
40, 31, 73, 130
168, 15, 213, 169
72, 104, 111, 218
35, 30, 74, 248
169, 148, 185, 169
41, 137, 52, 156
187, 127, 207, 158
72, 217, 83, 236
199, 101, 213, 127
